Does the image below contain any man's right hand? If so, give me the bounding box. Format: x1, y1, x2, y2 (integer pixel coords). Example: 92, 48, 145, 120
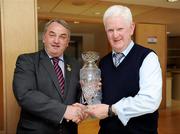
64, 104, 87, 124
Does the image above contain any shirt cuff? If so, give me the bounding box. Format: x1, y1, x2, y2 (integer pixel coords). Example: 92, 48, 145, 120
113, 100, 130, 126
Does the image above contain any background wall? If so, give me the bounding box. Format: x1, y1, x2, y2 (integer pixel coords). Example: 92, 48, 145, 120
135, 23, 167, 108
167, 36, 180, 69
0, 0, 38, 133
0, 15, 4, 131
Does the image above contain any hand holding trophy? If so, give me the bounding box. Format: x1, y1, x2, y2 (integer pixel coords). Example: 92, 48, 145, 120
80, 51, 102, 105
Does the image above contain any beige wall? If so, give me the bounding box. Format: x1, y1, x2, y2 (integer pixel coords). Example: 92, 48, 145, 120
72, 33, 95, 52
72, 32, 109, 58
135, 23, 167, 109
94, 31, 109, 58
1, 0, 37, 133
0, 12, 4, 131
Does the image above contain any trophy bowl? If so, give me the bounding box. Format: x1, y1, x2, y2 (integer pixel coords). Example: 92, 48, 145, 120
80, 51, 102, 105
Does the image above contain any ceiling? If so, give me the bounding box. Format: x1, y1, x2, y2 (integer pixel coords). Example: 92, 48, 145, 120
37, 0, 180, 36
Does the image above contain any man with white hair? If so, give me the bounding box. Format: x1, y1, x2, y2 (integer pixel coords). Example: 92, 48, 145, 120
87, 5, 162, 134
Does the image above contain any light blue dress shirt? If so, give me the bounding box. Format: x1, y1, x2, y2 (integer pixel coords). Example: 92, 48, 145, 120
112, 40, 162, 126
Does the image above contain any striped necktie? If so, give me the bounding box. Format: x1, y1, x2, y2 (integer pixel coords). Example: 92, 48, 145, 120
52, 57, 65, 95
113, 53, 124, 67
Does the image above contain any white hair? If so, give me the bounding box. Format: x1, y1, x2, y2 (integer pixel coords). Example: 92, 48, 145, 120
103, 5, 133, 26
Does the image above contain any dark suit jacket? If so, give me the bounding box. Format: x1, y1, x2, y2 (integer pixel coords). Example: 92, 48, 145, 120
13, 49, 81, 134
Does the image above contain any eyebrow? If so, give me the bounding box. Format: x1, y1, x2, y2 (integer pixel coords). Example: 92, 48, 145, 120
48, 31, 68, 36
60, 33, 68, 36
49, 31, 55, 34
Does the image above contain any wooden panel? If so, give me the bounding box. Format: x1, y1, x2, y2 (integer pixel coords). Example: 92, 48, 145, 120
0, 15, 4, 131
0, 131, 5, 134
135, 23, 167, 109
1, 0, 37, 133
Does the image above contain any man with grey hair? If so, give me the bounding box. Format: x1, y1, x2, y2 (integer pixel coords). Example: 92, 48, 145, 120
87, 5, 162, 134
13, 19, 86, 134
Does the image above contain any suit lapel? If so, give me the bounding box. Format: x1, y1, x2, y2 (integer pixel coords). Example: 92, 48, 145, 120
39, 50, 64, 99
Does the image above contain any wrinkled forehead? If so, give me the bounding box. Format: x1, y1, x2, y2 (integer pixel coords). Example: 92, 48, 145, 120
46, 22, 70, 36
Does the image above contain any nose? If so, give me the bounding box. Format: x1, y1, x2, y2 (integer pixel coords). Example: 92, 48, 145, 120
53, 37, 60, 44
113, 30, 119, 38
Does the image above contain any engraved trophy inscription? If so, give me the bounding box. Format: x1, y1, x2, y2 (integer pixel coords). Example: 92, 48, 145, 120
80, 51, 102, 104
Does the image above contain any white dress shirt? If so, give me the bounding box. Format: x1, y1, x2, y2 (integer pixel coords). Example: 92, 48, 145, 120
112, 41, 162, 126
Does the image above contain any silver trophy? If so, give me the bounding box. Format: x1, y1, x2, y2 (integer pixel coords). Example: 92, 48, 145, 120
80, 51, 102, 104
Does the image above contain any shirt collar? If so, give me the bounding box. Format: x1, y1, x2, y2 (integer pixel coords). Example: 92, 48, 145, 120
45, 51, 64, 62
112, 40, 134, 57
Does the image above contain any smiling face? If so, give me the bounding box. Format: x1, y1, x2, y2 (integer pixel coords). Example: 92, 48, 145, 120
43, 22, 70, 57
104, 16, 135, 53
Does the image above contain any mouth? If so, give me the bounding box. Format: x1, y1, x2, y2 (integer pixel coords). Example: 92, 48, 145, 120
114, 40, 119, 42
114, 40, 121, 43
52, 45, 60, 48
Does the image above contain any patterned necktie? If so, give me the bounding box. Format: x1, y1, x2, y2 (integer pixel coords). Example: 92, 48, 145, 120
113, 53, 124, 67
52, 57, 65, 95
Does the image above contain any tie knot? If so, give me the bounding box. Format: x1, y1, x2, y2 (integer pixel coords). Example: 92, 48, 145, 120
113, 53, 124, 59
113, 53, 124, 67
52, 57, 59, 64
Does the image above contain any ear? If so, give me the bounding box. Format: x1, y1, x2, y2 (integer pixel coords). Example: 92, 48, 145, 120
130, 22, 135, 36
67, 37, 70, 47
42, 34, 45, 43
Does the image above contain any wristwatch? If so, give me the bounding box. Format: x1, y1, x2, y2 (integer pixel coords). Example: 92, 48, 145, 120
108, 105, 115, 117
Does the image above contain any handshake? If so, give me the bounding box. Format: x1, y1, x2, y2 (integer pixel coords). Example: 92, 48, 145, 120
63, 103, 110, 124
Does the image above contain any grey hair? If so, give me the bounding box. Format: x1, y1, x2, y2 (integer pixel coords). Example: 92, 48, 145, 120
103, 5, 133, 26
43, 19, 71, 36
